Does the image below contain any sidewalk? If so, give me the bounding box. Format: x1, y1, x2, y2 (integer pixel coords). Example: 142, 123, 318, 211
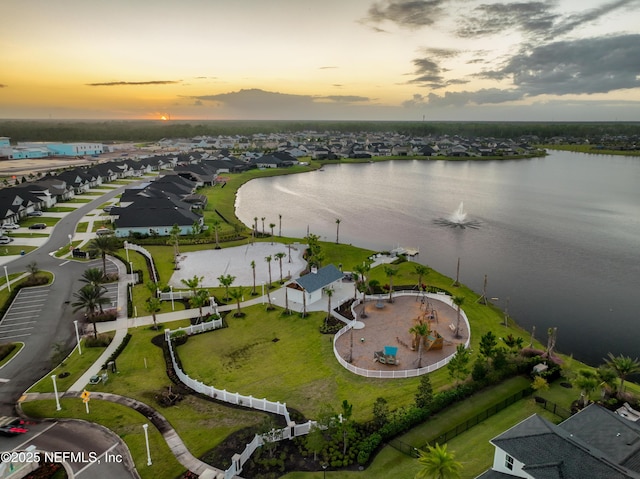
19, 391, 225, 479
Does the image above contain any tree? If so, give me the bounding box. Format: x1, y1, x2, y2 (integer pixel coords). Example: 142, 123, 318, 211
414, 264, 430, 290
531, 375, 550, 394
87, 235, 119, 275
145, 297, 161, 330
228, 286, 245, 317
383, 266, 397, 303
275, 252, 286, 283
189, 289, 209, 322
80, 267, 105, 285
604, 353, 640, 398
353, 262, 370, 300
191, 220, 202, 236
324, 288, 334, 328
479, 331, 498, 361
409, 322, 430, 368
278, 213, 282, 237
269, 222, 276, 241
372, 397, 389, 428
265, 255, 273, 287
305, 233, 324, 268
217, 273, 236, 301
253, 216, 258, 239
27, 261, 40, 280
339, 400, 354, 455
415, 443, 462, 479
574, 369, 599, 407
72, 284, 109, 338
415, 374, 434, 409
452, 296, 465, 338
250, 260, 257, 295
169, 223, 181, 260
181, 275, 203, 296
447, 344, 471, 384
261, 216, 266, 235
211, 219, 221, 249
335, 218, 341, 243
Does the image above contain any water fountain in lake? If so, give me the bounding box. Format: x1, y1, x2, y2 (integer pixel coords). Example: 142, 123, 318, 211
434, 201, 481, 229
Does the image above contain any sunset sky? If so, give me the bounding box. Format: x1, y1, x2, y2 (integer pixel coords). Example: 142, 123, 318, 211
2, 0, 639, 121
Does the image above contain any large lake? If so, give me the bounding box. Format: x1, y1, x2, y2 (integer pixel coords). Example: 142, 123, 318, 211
236, 151, 640, 367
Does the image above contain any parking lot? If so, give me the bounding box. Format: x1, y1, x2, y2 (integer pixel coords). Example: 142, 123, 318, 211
0, 286, 49, 343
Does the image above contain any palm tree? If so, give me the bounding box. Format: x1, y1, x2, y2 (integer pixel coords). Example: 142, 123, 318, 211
324, 288, 334, 328
409, 322, 430, 368
189, 289, 209, 322
414, 264, 430, 290
72, 284, 109, 338
415, 443, 462, 479
80, 267, 105, 286
353, 263, 370, 299
217, 274, 236, 301
253, 216, 258, 238
453, 296, 465, 338
211, 218, 221, 249
250, 260, 257, 295
145, 297, 162, 330
278, 214, 282, 237
265, 255, 273, 287
574, 370, 599, 407
261, 216, 266, 235
228, 287, 246, 317
88, 235, 119, 275
275, 252, 286, 283
335, 218, 341, 244
269, 222, 276, 241
383, 266, 397, 303
605, 353, 640, 398
181, 275, 203, 296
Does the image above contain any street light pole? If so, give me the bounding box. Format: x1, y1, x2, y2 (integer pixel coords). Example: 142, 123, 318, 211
322, 462, 327, 478
73, 320, 82, 355
261, 282, 265, 304
3, 265, 10, 292
51, 375, 61, 411
170, 286, 174, 310
142, 423, 152, 466
68, 233, 73, 251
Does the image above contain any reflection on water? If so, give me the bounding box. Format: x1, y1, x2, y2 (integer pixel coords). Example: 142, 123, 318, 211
236, 152, 640, 366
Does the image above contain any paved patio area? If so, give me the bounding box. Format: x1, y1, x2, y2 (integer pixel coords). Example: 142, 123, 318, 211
335, 294, 469, 371
168, 242, 308, 288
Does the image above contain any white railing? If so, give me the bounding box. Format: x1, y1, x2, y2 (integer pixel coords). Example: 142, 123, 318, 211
124, 241, 158, 282
334, 290, 471, 379
165, 326, 291, 423
158, 290, 195, 301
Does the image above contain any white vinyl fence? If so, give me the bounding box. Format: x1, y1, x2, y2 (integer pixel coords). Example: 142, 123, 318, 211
124, 241, 158, 282
333, 290, 471, 379
165, 324, 319, 478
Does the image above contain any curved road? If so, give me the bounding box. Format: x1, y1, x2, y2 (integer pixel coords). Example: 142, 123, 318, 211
0, 184, 133, 415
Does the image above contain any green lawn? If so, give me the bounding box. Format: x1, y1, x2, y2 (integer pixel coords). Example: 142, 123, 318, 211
47, 206, 78, 212
0, 342, 23, 367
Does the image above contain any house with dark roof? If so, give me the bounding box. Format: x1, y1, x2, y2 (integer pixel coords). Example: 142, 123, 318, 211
478, 404, 640, 479
286, 264, 344, 305
112, 196, 203, 238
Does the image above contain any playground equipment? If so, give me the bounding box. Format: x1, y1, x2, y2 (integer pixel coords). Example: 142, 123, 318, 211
374, 345, 399, 365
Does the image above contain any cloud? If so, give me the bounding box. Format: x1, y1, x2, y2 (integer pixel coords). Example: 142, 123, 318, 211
456, 2, 557, 38
406, 55, 469, 88
317, 95, 370, 103
364, 0, 448, 29
425, 88, 525, 107
86, 80, 180, 87
483, 34, 640, 96
548, 0, 640, 39
319, 66, 337, 70
0, 84, 7, 88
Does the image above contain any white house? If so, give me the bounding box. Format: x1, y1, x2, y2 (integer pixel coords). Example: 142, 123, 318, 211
287, 264, 344, 306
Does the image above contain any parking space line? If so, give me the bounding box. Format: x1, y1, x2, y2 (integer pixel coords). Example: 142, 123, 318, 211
0, 333, 31, 340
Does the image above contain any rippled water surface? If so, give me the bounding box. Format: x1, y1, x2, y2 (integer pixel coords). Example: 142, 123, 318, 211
236, 151, 640, 366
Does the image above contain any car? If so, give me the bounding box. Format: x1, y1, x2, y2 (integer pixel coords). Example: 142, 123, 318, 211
96, 228, 114, 236
102, 205, 114, 212
0, 236, 13, 244
0, 417, 28, 436
1, 223, 19, 229
27, 210, 43, 217
28, 223, 46, 230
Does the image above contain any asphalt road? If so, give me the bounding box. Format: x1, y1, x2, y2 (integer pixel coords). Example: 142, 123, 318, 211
0, 184, 132, 415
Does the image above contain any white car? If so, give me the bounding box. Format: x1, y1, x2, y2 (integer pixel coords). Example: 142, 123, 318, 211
0, 236, 13, 244
1, 223, 19, 229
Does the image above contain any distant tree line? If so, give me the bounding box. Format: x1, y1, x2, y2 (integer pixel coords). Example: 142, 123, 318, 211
0, 119, 639, 143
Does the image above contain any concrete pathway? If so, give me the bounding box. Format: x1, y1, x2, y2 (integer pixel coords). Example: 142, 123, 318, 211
19, 392, 225, 478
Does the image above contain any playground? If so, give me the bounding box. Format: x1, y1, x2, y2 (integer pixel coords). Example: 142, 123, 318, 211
334, 293, 469, 372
